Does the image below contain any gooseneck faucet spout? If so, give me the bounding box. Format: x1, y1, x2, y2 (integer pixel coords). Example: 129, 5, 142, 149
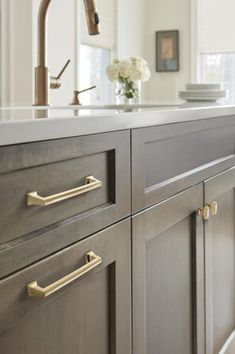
34, 0, 100, 106
38, 0, 50, 68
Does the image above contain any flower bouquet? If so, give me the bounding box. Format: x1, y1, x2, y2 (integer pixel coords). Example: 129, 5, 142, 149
106, 56, 151, 104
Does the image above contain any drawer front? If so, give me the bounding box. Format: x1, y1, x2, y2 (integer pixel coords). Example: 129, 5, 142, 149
0, 131, 130, 245
0, 219, 131, 354
132, 117, 235, 212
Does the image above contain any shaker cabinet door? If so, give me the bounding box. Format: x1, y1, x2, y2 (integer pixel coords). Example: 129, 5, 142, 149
204, 166, 235, 354
0, 219, 131, 354
132, 184, 204, 354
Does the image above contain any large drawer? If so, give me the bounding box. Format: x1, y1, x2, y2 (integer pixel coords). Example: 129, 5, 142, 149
132, 117, 235, 212
0, 131, 130, 261
0, 219, 131, 354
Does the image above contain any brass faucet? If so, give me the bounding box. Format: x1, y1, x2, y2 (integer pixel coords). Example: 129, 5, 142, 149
34, 0, 100, 106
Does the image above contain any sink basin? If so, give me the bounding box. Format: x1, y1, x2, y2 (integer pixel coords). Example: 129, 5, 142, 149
0, 103, 180, 122
45, 103, 179, 111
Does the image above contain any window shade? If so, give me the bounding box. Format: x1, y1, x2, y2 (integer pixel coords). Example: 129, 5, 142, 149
81, 0, 116, 50
198, 0, 235, 53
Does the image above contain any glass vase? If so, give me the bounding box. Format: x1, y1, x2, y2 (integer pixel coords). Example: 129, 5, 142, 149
115, 80, 141, 105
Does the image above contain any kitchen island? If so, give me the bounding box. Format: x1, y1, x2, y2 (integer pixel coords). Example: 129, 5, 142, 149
0, 104, 235, 354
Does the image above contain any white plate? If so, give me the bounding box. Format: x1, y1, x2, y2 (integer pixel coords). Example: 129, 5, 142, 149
179, 90, 226, 97
186, 83, 221, 91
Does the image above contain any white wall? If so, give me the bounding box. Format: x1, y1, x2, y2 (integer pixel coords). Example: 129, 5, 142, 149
1, 0, 33, 106
145, 0, 191, 103
117, 0, 146, 59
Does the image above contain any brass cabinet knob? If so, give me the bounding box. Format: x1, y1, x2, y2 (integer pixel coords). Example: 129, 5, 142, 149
197, 205, 210, 220
197, 201, 218, 220
208, 201, 218, 216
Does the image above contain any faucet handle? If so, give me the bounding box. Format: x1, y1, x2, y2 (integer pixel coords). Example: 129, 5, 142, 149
70, 86, 96, 105
50, 59, 71, 89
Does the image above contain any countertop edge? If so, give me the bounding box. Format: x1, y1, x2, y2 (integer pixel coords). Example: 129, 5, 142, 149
1, 105, 235, 146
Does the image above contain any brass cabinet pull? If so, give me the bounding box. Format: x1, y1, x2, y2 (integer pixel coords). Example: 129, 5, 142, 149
27, 175, 102, 206
27, 251, 102, 298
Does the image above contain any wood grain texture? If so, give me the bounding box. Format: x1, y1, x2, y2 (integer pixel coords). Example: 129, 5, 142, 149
0, 219, 131, 354
132, 184, 204, 354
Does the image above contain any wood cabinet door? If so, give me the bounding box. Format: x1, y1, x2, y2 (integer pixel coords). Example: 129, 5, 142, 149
204, 167, 235, 354
0, 219, 131, 354
132, 184, 204, 354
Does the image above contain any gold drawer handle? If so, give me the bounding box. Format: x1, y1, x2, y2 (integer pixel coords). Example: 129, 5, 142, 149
27, 251, 102, 298
27, 175, 102, 206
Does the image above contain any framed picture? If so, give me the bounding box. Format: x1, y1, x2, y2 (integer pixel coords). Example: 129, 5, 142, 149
156, 30, 179, 72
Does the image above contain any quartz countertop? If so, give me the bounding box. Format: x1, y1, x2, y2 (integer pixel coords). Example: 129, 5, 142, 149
1, 104, 235, 146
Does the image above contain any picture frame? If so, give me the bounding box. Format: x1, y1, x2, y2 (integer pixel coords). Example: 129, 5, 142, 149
156, 30, 179, 72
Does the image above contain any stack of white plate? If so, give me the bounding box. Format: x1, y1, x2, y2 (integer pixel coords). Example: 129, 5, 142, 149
179, 83, 226, 102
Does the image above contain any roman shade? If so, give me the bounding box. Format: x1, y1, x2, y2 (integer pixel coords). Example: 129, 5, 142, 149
198, 0, 235, 53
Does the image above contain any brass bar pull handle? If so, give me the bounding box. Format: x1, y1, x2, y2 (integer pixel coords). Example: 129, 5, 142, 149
27, 175, 102, 207
27, 251, 102, 298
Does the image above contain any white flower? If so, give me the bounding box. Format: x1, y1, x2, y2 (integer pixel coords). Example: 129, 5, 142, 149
141, 66, 151, 82
113, 58, 119, 64
129, 65, 142, 81
130, 56, 148, 65
119, 59, 132, 79
106, 56, 151, 83
106, 63, 120, 82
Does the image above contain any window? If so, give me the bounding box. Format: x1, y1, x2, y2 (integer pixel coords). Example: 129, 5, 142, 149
80, 0, 116, 105
196, 0, 235, 104
199, 53, 235, 104
79, 45, 111, 105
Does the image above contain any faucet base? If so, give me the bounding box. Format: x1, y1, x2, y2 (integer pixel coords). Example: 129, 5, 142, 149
34, 66, 50, 106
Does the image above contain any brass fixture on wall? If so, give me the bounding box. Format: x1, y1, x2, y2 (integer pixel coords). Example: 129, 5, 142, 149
34, 0, 100, 106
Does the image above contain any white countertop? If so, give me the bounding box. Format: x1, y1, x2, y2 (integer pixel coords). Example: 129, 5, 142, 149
1, 103, 235, 146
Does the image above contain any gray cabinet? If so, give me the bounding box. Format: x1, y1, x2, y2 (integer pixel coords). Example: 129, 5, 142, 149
0, 130, 131, 277
132, 164, 235, 354
204, 167, 235, 354
2, 117, 235, 354
132, 118, 235, 213
0, 219, 131, 354
132, 184, 205, 354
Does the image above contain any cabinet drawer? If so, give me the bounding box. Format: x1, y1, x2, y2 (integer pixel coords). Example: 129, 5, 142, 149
132, 117, 235, 212
0, 219, 131, 354
0, 131, 130, 245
